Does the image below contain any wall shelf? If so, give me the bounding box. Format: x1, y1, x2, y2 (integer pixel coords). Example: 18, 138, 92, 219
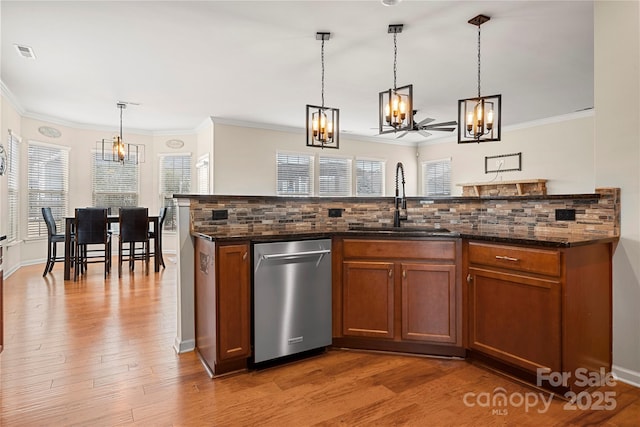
456, 179, 547, 197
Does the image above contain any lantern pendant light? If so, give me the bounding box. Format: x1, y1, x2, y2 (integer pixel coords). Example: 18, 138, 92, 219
100, 102, 143, 164
458, 14, 502, 143
306, 32, 339, 149
379, 24, 413, 135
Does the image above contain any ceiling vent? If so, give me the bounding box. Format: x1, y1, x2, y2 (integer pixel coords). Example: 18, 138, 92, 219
14, 44, 36, 59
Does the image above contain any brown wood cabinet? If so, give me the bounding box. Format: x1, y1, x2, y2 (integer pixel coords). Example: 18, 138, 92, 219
333, 238, 464, 357
465, 240, 613, 391
195, 237, 251, 377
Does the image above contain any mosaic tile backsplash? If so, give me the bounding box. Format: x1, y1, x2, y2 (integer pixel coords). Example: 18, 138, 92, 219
187, 188, 619, 238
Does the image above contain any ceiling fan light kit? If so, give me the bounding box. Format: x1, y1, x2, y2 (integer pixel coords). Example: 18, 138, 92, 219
306, 31, 340, 149
458, 14, 502, 144
379, 24, 414, 136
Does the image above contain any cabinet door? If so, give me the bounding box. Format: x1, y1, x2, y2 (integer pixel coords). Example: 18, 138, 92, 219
468, 267, 561, 372
401, 263, 457, 344
217, 244, 251, 361
342, 261, 394, 339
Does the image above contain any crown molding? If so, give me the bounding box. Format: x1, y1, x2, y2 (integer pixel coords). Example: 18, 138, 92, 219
417, 109, 596, 147
210, 116, 419, 147
1, 80, 26, 115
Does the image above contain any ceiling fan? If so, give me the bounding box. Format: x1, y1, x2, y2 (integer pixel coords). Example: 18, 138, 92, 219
395, 112, 457, 139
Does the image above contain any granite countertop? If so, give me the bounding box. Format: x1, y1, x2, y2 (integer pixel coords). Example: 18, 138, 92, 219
192, 226, 618, 248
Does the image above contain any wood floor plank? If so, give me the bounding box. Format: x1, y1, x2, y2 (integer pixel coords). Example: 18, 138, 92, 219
1, 261, 639, 426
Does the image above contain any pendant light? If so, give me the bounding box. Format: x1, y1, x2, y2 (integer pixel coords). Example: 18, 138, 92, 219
306, 32, 339, 149
379, 24, 413, 135
100, 102, 143, 164
458, 15, 501, 143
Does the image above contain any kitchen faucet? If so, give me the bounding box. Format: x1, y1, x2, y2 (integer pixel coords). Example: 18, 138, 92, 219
394, 162, 408, 227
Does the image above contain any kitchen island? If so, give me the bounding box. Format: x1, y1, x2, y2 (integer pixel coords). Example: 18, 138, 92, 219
174, 189, 618, 390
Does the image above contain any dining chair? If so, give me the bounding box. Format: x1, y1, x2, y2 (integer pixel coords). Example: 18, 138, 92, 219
148, 207, 167, 268
74, 208, 112, 281
119, 207, 150, 277
42, 207, 69, 276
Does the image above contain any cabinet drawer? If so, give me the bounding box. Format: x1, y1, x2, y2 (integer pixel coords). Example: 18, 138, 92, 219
468, 242, 561, 277
343, 239, 456, 260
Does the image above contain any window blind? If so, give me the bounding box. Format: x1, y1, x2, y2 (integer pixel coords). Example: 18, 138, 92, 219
422, 158, 452, 196
319, 156, 352, 196
276, 152, 313, 196
7, 132, 20, 242
159, 154, 192, 230
356, 158, 385, 196
196, 155, 209, 194
92, 151, 139, 214
27, 142, 69, 238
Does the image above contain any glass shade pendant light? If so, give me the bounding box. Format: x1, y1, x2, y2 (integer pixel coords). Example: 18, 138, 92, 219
458, 15, 501, 143
379, 24, 413, 135
306, 32, 339, 149
100, 102, 143, 164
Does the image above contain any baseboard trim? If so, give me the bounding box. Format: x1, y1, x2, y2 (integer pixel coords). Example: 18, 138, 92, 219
174, 337, 195, 354
612, 364, 640, 388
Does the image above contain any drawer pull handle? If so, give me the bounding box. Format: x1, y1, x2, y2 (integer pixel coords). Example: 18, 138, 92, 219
389, 269, 393, 277
402, 270, 406, 279
467, 273, 473, 284
495, 255, 519, 262
243, 252, 248, 260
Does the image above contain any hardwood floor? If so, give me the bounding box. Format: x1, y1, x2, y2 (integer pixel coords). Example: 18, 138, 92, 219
1, 260, 639, 426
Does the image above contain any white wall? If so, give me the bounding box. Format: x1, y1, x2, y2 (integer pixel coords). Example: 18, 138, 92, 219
594, 0, 640, 387
418, 112, 595, 195
196, 118, 214, 193
212, 121, 419, 196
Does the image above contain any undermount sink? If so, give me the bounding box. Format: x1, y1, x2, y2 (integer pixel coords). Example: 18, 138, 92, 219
347, 225, 453, 234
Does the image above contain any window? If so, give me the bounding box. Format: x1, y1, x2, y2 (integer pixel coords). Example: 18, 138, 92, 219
276, 152, 313, 196
196, 154, 210, 194
422, 158, 452, 196
356, 158, 385, 196
160, 154, 192, 230
7, 132, 20, 243
318, 156, 352, 196
92, 151, 139, 214
27, 141, 69, 238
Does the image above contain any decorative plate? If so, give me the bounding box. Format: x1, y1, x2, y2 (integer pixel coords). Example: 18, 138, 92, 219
166, 139, 185, 149
0, 144, 7, 176
38, 126, 62, 138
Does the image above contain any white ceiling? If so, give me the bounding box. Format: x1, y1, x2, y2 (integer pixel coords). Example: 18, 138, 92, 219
1, 0, 594, 144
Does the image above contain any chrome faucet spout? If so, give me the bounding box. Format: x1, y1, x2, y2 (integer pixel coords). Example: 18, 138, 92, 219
394, 162, 407, 227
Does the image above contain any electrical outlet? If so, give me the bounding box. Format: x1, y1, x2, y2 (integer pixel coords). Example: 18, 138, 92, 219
328, 208, 343, 218
555, 208, 576, 221
212, 209, 228, 220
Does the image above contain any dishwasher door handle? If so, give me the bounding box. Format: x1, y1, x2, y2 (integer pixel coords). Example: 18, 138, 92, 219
261, 249, 331, 260
256, 249, 331, 271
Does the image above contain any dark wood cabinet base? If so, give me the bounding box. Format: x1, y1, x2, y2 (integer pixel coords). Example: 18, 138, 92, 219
332, 337, 466, 359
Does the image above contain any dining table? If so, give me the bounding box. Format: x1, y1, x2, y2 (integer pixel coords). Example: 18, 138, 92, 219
63, 214, 160, 280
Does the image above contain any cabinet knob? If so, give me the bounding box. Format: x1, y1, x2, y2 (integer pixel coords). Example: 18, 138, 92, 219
402, 270, 406, 279
467, 273, 473, 284
389, 269, 393, 278
243, 252, 248, 261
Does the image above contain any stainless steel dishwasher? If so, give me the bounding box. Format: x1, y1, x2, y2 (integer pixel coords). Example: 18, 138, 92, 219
253, 239, 331, 364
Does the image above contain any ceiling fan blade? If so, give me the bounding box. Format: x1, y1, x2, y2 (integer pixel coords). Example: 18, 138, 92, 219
424, 127, 456, 132
416, 117, 435, 127
396, 131, 409, 139
423, 120, 457, 128
418, 130, 432, 138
